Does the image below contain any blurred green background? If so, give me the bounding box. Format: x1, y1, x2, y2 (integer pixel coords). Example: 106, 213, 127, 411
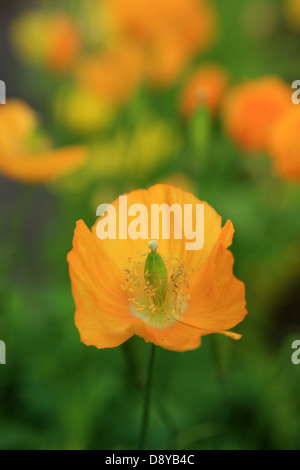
0, 0, 300, 450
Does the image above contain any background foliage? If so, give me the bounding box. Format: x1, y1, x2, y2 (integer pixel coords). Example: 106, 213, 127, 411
0, 0, 299, 450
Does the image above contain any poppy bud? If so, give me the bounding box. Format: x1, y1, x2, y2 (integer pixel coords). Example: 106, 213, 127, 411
144, 241, 168, 306
189, 100, 211, 160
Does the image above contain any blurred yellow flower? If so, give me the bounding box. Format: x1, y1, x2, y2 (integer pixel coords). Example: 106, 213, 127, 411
284, 0, 300, 31
57, 118, 180, 192
0, 100, 88, 184
55, 86, 115, 135
10, 11, 81, 73
79, 0, 120, 48
91, 119, 181, 180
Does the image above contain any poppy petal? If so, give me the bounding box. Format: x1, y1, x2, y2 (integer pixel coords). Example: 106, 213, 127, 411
0, 146, 88, 184
67, 220, 134, 349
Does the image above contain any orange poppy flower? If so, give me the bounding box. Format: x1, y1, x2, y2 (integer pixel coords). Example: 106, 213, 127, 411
109, 0, 217, 87
180, 65, 229, 118
267, 107, 300, 181
0, 99, 88, 184
67, 185, 247, 352
222, 77, 292, 153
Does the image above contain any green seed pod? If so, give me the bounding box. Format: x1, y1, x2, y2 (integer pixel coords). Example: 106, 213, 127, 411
189, 101, 211, 161
144, 241, 168, 306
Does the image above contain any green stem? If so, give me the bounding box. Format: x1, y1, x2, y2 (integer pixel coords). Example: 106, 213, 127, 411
210, 335, 226, 382
209, 335, 228, 450
138, 343, 156, 450
6, 185, 36, 279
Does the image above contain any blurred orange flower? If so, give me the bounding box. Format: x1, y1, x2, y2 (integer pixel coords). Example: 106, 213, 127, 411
10, 11, 81, 73
75, 43, 144, 106
67, 185, 247, 352
109, 0, 217, 87
180, 64, 229, 118
0, 99, 37, 155
222, 77, 292, 153
268, 107, 300, 181
0, 99, 88, 184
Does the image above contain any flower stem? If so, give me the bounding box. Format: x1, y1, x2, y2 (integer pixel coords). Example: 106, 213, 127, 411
209, 335, 228, 450
138, 343, 156, 450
